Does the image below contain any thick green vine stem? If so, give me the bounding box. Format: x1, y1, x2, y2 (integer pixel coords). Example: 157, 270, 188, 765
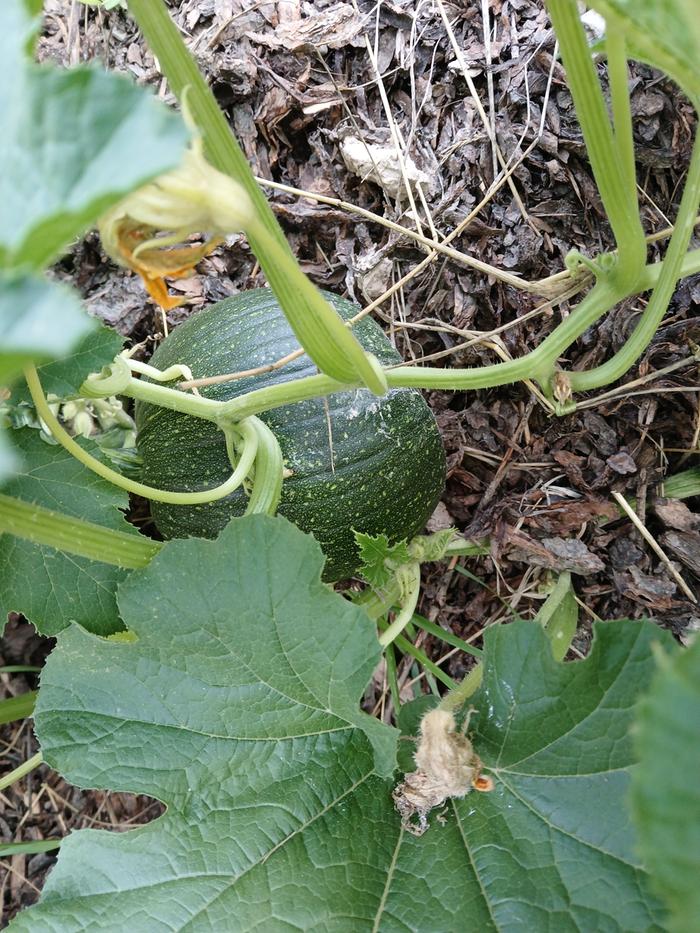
606, 31, 637, 201
352, 584, 402, 624
82, 356, 222, 423
126, 0, 386, 395
378, 562, 422, 648
546, 0, 646, 291
567, 129, 700, 391
26, 365, 259, 506
82, 356, 285, 514
243, 417, 284, 516
438, 664, 484, 713
0, 752, 43, 793
213, 281, 623, 413
243, 215, 388, 395
0, 494, 161, 568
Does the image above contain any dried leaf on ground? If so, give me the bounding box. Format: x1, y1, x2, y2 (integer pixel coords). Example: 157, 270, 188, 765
660, 530, 700, 578
506, 530, 605, 575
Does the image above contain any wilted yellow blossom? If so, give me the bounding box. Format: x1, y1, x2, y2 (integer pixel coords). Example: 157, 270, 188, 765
393, 709, 494, 836
99, 135, 255, 309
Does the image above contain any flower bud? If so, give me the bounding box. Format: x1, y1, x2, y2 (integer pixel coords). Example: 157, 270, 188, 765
71, 410, 95, 438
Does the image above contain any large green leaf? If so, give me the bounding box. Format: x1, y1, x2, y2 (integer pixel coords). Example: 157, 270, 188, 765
0, 294, 119, 483
0, 276, 94, 387
0, 0, 188, 271
0, 432, 20, 483
10, 515, 672, 931
0, 274, 96, 483
10, 324, 124, 403
0, 428, 138, 635
632, 636, 700, 933
30, 325, 124, 398
590, 0, 700, 103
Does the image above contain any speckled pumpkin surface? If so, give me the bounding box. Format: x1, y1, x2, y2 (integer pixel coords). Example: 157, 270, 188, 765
135, 289, 446, 580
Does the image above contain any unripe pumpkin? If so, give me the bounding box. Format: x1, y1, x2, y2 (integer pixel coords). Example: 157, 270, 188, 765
135, 289, 446, 580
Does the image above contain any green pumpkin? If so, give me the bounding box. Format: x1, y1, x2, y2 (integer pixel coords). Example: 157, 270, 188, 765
135, 289, 446, 580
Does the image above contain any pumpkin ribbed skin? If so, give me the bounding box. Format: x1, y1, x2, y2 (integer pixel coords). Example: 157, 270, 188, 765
135, 289, 446, 580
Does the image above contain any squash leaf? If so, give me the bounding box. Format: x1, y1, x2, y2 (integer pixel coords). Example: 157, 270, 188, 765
10, 515, 671, 931
0, 434, 19, 485
355, 530, 411, 587
18, 326, 124, 401
6, 323, 124, 421
632, 634, 700, 932
0, 428, 137, 636
0, 0, 188, 271
0, 276, 93, 388
590, 0, 700, 103
0, 275, 95, 481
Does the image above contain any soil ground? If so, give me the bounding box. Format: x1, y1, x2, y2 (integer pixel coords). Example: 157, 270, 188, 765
2, 0, 699, 922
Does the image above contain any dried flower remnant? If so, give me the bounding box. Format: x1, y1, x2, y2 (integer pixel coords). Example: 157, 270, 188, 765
393, 708, 493, 836
98, 134, 254, 309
